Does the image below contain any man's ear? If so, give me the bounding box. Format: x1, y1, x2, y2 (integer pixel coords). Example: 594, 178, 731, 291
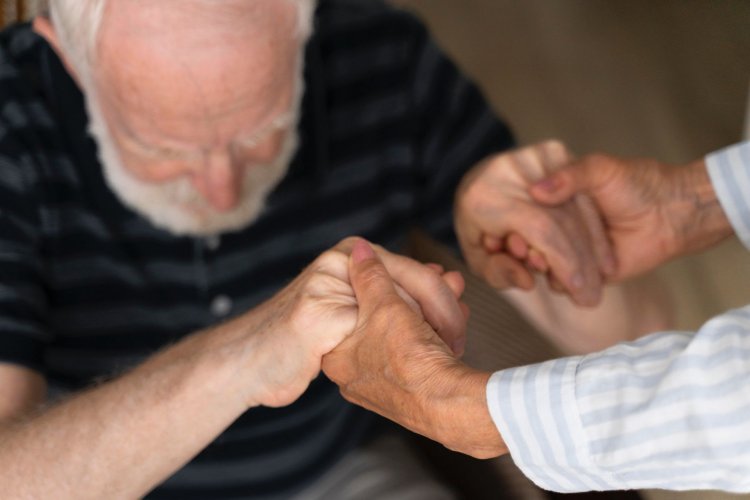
32, 15, 60, 50
32, 15, 82, 85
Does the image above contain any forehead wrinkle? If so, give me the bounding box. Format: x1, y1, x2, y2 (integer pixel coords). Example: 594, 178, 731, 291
97, 0, 299, 147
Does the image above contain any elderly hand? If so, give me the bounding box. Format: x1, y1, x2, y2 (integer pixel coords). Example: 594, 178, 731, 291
529, 154, 733, 281
243, 237, 467, 409
454, 140, 614, 306
322, 240, 506, 459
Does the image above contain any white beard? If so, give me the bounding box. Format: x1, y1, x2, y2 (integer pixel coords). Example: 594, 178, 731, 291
85, 79, 303, 238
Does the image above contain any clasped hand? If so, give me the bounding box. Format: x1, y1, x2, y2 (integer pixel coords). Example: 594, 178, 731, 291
455, 140, 616, 305
245, 237, 468, 409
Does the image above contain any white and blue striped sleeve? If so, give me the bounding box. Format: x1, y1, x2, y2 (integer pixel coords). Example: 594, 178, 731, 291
486, 141, 750, 493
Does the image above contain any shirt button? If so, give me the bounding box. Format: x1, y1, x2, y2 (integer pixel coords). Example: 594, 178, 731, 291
206, 236, 221, 251
210, 295, 232, 317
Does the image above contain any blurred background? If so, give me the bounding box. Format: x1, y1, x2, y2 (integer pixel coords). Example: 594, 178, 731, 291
4, 1, 749, 499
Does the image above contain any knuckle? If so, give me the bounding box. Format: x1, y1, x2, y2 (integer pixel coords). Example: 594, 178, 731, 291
336, 236, 361, 252
356, 263, 388, 288
314, 249, 345, 271
543, 138, 566, 152
544, 139, 571, 161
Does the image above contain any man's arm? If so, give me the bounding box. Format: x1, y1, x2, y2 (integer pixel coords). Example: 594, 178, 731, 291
0, 316, 268, 499
0, 248, 357, 499
0, 238, 466, 499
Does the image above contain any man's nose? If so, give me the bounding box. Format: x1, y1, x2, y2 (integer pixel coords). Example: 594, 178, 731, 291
191, 150, 241, 211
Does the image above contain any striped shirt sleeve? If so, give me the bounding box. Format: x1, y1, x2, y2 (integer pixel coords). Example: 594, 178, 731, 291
707, 141, 750, 250
486, 141, 750, 493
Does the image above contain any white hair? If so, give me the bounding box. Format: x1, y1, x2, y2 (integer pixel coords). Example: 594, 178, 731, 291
41, 0, 317, 83
36, 0, 316, 236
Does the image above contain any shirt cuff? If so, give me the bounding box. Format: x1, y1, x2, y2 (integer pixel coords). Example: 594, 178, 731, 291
486, 358, 622, 492
706, 141, 750, 250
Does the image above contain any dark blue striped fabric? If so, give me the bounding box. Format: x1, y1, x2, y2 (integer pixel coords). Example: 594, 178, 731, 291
0, 1, 514, 497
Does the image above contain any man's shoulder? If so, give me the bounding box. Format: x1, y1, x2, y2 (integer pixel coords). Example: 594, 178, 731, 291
0, 25, 64, 190
0, 24, 53, 128
316, 0, 427, 41
0, 23, 48, 85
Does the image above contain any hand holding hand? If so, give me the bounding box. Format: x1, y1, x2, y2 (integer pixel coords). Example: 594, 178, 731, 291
530, 154, 732, 281
454, 141, 614, 306
243, 237, 467, 409
323, 240, 505, 458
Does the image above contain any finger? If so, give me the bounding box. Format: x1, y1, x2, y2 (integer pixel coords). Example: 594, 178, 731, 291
483, 252, 535, 290
426, 263, 445, 274
368, 244, 467, 353
521, 210, 595, 302
575, 194, 617, 277
549, 204, 603, 306
459, 301, 471, 321
394, 283, 422, 316
482, 234, 503, 253
537, 139, 573, 175
529, 159, 600, 206
441, 270, 465, 299
548, 273, 566, 294
505, 233, 529, 260
526, 247, 549, 273
348, 239, 402, 319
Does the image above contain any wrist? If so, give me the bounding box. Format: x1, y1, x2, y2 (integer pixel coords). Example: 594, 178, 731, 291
667, 159, 734, 257
214, 304, 321, 409
424, 364, 507, 459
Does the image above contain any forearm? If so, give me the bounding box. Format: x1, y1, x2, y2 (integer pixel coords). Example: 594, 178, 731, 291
501, 274, 672, 355
0, 315, 265, 499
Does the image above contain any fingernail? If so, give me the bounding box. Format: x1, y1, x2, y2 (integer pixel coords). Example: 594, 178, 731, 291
351, 239, 376, 264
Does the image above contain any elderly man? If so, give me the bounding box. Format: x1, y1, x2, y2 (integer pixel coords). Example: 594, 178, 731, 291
0, 0, 666, 498
326, 144, 750, 493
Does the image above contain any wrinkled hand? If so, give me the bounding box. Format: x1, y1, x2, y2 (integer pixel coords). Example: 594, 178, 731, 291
323, 240, 506, 459
530, 154, 731, 281
455, 140, 614, 306
247, 237, 467, 408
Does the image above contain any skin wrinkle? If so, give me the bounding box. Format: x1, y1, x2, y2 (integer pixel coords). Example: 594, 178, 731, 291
97, 0, 299, 150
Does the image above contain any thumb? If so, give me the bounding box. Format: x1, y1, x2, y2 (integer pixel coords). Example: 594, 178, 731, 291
349, 239, 401, 319
530, 162, 595, 206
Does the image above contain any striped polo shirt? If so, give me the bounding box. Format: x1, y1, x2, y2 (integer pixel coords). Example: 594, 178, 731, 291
0, 1, 513, 497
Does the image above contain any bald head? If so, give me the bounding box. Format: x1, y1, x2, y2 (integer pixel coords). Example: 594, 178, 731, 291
41, 0, 315, 83
97, 0, 301, 152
